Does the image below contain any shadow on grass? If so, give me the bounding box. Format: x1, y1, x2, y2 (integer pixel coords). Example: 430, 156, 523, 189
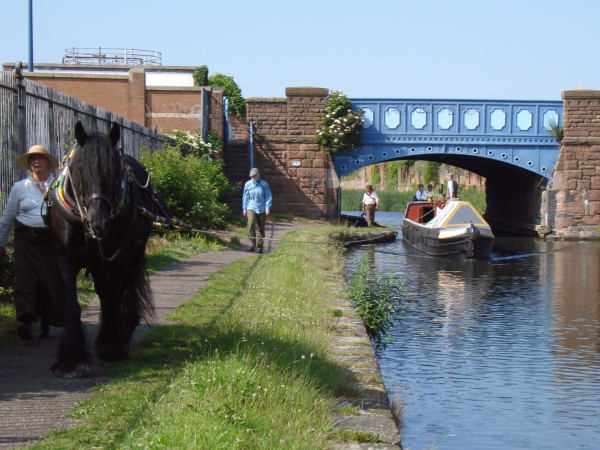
107, 253, 358, 397
111, 324, 358, 398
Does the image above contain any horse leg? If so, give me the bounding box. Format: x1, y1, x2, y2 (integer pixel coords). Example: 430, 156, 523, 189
93, 270, 129, 361
51, 255, 90, 377
95, 247, 152, 361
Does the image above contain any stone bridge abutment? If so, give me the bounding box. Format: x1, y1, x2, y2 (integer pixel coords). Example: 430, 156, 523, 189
544, 90, 600, 238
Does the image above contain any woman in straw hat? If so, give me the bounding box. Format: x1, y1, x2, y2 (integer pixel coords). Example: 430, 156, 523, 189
0, 145, 65, 340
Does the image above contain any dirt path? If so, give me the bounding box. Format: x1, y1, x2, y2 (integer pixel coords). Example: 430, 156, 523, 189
0, 221, 300, 448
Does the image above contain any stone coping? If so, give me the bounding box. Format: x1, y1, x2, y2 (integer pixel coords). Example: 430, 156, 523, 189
563, 89, 600, 99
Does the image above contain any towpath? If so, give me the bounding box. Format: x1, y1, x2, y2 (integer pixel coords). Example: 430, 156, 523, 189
0, 221, 399, 448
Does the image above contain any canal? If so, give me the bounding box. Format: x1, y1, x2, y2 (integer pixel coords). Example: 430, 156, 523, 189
344, 211, 600, 449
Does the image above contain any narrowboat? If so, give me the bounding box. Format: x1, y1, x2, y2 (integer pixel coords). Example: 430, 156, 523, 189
401, 199, 495, 259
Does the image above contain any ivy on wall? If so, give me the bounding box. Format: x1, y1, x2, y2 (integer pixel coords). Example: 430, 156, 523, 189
193, 66, 246, 118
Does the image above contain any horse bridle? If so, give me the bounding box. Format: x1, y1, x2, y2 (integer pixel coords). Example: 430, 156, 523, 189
67, 150, 129, 238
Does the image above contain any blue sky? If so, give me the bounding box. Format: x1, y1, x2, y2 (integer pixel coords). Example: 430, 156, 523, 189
1, 0, 596, 100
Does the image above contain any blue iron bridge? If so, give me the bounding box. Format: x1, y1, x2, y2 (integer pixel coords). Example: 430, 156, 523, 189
332, 99, 563, 179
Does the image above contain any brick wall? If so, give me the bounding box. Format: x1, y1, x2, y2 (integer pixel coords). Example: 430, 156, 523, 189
246, 87, 339, 220
550, 90, 600, 238
19, 68, 224, 139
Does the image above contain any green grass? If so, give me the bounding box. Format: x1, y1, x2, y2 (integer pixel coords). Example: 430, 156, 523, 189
34, 227, 361, 449
341, 187, 487, 214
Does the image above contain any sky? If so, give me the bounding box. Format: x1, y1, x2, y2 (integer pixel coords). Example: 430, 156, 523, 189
1, 0, 597, 101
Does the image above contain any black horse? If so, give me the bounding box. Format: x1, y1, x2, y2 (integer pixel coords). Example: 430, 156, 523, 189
48, 121, 158, 377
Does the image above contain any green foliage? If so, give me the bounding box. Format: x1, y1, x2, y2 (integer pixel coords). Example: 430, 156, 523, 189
315, 91, 364, 154
384, 161, 401, 190
345, 255, 402, 343
165, 129, 218, 159
370, 165, 381, 186
341, 189, 414, 212
140, 145, 235, 229
548, 120, 564, 143
192, 65, 209, 86
207, 129, 223, 152
424, 161, 442, 185
192, 66, 246, 118
341, 188, 486, 213
209, 73, 246, 118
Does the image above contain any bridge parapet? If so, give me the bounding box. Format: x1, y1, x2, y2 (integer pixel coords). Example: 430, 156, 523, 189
333, 99, 562, 178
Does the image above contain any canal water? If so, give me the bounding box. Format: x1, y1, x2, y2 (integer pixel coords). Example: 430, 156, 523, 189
343, 211, 600, 450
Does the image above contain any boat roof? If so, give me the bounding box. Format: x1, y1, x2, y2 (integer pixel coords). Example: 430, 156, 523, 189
427, 200, 490, 229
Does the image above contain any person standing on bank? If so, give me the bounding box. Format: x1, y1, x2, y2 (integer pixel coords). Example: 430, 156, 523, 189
242, 168, 272, 253
361, 184, 379, 227
0, 145, 65, 340
446, 173, 459, 199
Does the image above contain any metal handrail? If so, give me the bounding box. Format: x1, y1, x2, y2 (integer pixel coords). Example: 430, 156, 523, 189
62, 47, 162, 66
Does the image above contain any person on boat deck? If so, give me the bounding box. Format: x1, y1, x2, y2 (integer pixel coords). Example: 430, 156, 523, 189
242, 167, 272, 253
414, 184, 428, 201
0, 145, 65, 341
425, 184, 435, 201
361, 185, 379, 227
436, 194, 447, 215
446, 173, 459, 199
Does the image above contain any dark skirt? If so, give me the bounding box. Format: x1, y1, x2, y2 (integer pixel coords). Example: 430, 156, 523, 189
13, 221, 65, 326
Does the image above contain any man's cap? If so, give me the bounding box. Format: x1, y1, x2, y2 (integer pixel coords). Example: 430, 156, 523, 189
249, 167, 260, 177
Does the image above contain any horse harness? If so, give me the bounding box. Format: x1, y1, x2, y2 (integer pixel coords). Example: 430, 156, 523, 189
46, 149, 132, 227
45, 148, 186, 241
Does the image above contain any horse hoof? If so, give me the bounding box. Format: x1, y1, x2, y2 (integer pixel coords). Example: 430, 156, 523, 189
52, 363, 91, 379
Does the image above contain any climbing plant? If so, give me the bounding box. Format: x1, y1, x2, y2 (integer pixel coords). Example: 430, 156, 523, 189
315, 91, 364, 154
193, 66, 246, 118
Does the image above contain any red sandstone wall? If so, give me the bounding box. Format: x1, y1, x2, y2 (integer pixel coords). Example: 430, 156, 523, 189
247, 88, 338, 219
552, 90, 600, 237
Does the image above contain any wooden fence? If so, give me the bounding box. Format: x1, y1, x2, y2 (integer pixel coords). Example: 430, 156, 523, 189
0, 68, 166, 211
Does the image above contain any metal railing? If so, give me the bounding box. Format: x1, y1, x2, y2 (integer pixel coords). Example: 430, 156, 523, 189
62, 47, 162, 66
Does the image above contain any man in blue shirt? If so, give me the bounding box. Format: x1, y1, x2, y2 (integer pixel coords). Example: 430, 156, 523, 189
242, 168, 272, 253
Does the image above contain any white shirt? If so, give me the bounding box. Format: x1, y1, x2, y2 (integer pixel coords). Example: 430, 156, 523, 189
415, 189, 428, 201
362, 191, 379, 205
447, 179, 457, 197
0, 174, 54, 246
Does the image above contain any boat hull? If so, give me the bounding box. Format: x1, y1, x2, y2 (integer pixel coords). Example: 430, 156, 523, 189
401, 219, 495, 259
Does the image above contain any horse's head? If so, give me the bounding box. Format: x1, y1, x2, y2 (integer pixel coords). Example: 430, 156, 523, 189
71, 121, 125, 239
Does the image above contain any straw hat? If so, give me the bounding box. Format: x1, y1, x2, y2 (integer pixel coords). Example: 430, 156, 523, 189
16, 145, 58, 171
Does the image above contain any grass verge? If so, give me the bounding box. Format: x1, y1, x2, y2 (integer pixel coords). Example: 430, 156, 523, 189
35, 226, 359, 449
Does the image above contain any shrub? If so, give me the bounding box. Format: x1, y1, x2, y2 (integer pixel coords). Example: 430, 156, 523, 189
165, 129, 218, 159
209, 74, 246, 118
370, 165, 381, 186
192, 65, 209, 87
140, 145, 236, 229
192, 66, 246, 118
424, 161, 442, 186
345, 255, 402, 344
384, 161, 401, 190
315, 91, 364, 154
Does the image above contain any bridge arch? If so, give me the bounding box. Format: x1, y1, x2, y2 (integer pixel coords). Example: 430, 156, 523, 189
332, 99, 563, 235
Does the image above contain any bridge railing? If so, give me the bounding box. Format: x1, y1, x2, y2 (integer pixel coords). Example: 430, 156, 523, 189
332, 98, 563, 178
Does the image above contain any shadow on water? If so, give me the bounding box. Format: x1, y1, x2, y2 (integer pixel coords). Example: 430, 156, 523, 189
343, 211, 600, 449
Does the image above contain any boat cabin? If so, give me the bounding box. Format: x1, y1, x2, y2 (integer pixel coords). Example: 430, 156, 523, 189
404, 201, 439, 224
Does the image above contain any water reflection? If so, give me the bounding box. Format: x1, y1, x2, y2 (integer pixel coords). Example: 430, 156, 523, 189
344, 211, 600, 449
